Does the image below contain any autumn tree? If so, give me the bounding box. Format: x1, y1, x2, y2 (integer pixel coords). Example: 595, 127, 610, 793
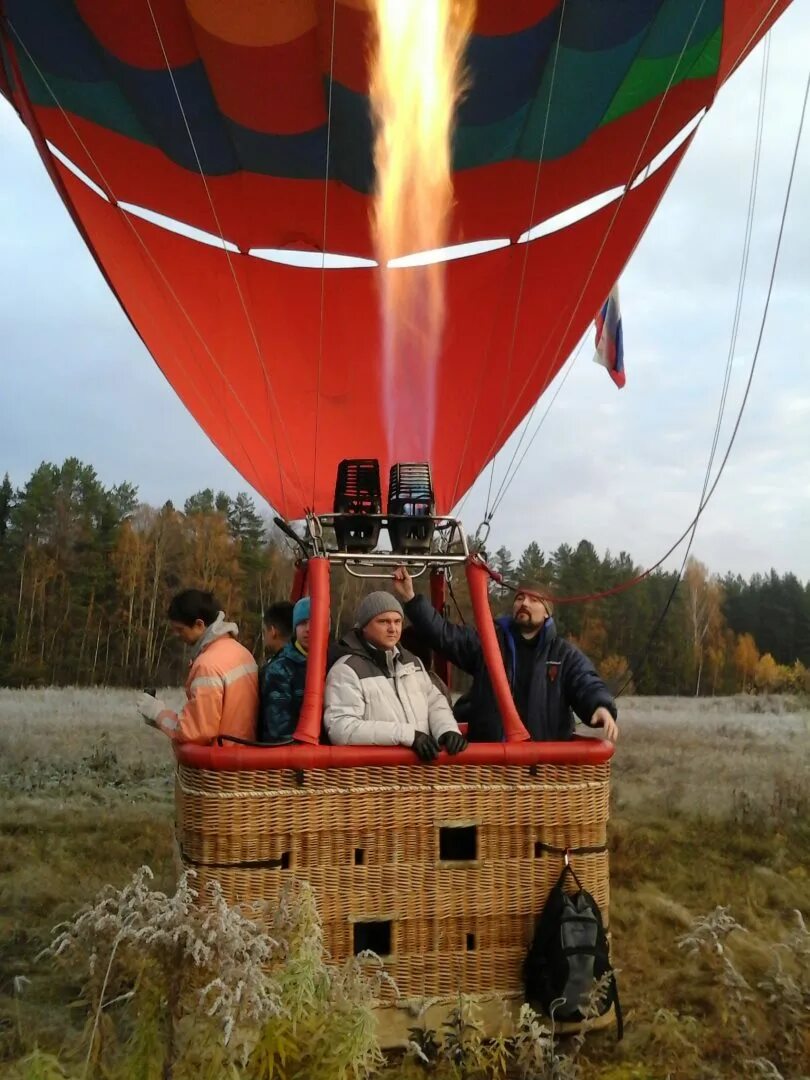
684, 557, 726, 696
734, 633, 760, 693
754, 652, 780, 693
599, 654, 634, 694
570, 617, 608, 666
0, 459, 805, 694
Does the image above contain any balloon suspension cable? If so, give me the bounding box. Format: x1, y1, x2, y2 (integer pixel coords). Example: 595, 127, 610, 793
477, 0, 711, 517
481, 39, 804, 654
4, 19, 280, 507
312, 0, 339, 505
488, 333, 588, 519
446, 573, 467, 625
144, 0, 308, 516
273, 516, 312, 560
477, 0, 568, 520
615, 35, 806, 696
493, 29, 773, 540
455, 326, 585, 528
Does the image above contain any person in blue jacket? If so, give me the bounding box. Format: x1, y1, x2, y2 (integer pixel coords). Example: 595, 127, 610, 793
391, 567, 618, 744
258, 596, 310, 743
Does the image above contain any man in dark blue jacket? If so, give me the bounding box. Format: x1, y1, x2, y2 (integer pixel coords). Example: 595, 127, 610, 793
392, 567, 618, 744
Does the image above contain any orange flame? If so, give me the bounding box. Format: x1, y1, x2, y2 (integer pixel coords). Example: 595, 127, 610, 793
370, 0, 474, 457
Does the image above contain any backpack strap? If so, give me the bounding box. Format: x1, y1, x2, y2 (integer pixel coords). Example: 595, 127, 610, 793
553, 859, 585, 893
555, 855, 623, 1041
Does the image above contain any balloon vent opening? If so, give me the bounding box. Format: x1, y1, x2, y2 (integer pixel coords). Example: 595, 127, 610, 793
333, 459, 383, 553
388, 462, 435, 555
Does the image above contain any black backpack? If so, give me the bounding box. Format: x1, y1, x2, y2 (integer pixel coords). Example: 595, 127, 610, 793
523, 861, 623, 1039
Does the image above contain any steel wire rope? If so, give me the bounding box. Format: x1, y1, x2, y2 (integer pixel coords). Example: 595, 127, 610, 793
487, 331, 588, 518
613, 36, 803, 697
146, 0, 308, 515
493, 33, 776, 604
726, 0, 788, 83
6, 20, 280, 509
311, 0, 339, 508
446, 573, 467, 625
481, 0, 569, 521
488, 46, 765, 525
473, 0, 711, 524
452, 330, 587, 524
479, 44, 804, 628
474, 0, 711, 520
694, 35, 770, 520
449, 0, 569, 510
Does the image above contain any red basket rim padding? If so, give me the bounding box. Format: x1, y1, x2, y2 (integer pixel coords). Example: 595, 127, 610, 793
174, 736, 613, 772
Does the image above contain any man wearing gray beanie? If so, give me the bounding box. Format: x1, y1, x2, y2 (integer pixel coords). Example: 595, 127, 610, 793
324, 591, 467, 761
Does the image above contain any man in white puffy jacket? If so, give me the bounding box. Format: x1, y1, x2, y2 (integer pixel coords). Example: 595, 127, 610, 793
324, 592, 468, 762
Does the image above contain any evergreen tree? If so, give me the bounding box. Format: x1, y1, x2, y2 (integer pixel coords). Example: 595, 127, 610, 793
0, 473, 13, 538
516, 541, 546, 584
215, 490, 232, 516
491, 546, 515, 604
184, 489, 216, 515
228, 493, 265, 552
0, 458, 804, 691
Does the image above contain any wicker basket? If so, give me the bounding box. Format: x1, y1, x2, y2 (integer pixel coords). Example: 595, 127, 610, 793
175, 752, 610, 1005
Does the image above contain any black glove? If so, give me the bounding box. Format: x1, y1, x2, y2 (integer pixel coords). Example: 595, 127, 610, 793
411, 731, 440, 762
439, 731, 468, 755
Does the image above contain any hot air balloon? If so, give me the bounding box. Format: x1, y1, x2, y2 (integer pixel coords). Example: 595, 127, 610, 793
0, 0, 790, 517
0, 0, 793, 1037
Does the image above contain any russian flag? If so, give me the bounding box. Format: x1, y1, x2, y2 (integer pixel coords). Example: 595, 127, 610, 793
593, 285, 625, 388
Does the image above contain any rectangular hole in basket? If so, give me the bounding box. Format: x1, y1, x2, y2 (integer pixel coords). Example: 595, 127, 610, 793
439, 825, 477, 862
354, 848, 365, 866
280, 851, 290, 869
466, 933, 476, 952
353, 920, 392, 956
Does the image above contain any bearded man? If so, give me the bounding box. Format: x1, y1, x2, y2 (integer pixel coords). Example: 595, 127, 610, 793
392, 568, 618, 744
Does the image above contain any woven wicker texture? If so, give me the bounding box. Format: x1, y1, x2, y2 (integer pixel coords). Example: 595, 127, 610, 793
177, 760, 610, 1000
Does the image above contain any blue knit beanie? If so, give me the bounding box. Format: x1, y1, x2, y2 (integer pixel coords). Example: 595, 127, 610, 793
293, 596, 311, 629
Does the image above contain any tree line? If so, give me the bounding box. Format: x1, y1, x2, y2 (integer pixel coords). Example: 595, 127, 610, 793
1, 458, 808, 695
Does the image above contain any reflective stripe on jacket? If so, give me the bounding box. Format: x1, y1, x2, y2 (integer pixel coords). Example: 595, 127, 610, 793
156, 614, 258, 744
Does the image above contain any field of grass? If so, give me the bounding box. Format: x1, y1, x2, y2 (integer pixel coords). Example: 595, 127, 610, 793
0, 690, 808, 1078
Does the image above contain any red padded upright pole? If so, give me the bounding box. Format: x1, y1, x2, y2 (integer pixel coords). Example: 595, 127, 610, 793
293, 557, 330, 745
465, 557, 530, 742
429, 569, 450, 686
290, 561, 308, 602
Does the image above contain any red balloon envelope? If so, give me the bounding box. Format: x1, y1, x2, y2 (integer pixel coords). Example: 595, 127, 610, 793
0, 0, 791, 518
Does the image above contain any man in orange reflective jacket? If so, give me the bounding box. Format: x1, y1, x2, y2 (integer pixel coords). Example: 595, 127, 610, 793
136, 589, 259, 744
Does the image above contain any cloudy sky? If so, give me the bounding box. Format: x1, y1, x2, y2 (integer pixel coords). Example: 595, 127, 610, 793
1, 4, 809, 580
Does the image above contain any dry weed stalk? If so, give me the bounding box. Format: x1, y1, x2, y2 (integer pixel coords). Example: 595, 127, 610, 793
35, 866, 389, 1078
40, 866, 286, 1072
677, 905, 810, 1077
399, 988, 611, 1080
